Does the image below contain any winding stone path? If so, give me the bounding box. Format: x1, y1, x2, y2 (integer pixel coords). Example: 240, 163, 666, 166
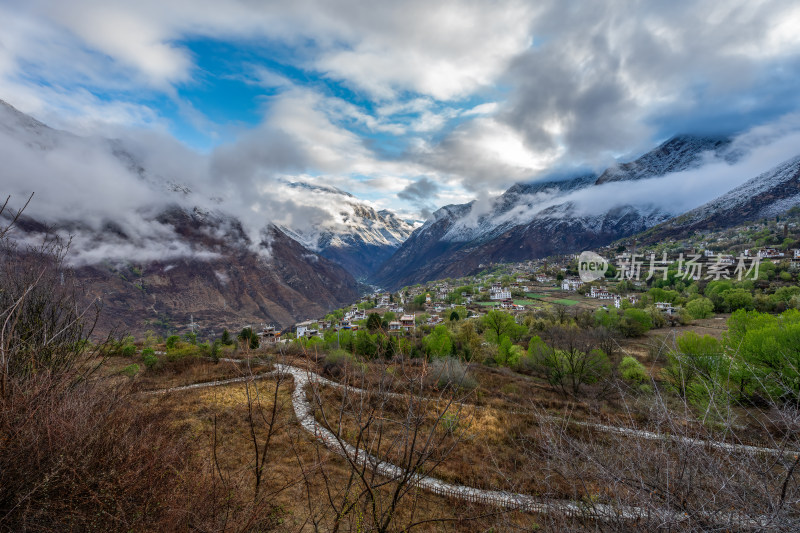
150, 360, 782, 527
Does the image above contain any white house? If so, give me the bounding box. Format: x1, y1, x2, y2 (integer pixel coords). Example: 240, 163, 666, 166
490, 288, 512, 300
590, 286, 614, 300
655, 301, 677, 315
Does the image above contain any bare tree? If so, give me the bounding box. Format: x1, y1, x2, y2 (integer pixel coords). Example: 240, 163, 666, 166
293, 354, 480, 532
0, 194, 106, 398
520, 360, 800, 531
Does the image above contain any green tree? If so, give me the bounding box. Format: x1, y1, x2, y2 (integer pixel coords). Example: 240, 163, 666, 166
528, 340, 610, 396
366, 312, 383, 332
722, 288, 754, 312
619, 308, 652, 337
424, 325, 453, 358
353, 330, 378, 358
482, 310, 524, 344
496, 336, 524, 367
238, 327, 259, 350
220, 329, 232, 345
686, 297, 714, 319
663, 332, 724, 401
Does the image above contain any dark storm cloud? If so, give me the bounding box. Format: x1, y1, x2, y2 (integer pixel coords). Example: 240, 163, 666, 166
422, 0, 800, 190
397, 177, 439, 202
397, 177, 439, 218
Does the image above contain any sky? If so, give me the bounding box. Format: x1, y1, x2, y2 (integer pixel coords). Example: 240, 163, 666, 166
2, 0, 800, 222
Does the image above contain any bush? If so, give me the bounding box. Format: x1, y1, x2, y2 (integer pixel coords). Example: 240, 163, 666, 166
120, 363, 140, 377
121, 344, 136, 357
686, 297, 714, 319
0, 377, 196, 531
722, 288, 754, 312
619, 308, 652, 337
427, 357, 477, 391
143, 352, 159, 369
619, 356, 648, 385
165, 335, 181, 349
322, 349, 363, 378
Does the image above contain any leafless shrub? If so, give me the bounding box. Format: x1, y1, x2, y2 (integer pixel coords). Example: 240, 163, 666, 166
0, 375, 197, 532
294, 354, 482, 532
521, 377, 800, 531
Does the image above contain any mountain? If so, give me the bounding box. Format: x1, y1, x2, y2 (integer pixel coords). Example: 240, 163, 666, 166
595, 135, 732, 184
11, 206, 360, 337
638, 154, 800, 242
278, 182, 414, 279
1, 99, 361, 335
372, 135, 733, 290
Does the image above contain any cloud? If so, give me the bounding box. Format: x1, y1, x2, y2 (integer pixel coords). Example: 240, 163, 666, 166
414, 0, 800, 192
496, 116, 800, 223
397, 177, 441, 218
2, 0, 800, 229
397, 177, 438, 202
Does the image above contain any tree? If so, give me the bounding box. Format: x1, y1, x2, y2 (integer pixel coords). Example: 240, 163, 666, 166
482, 310, 524, 344
220, 329, 232, 345
496, 335, 523, 367
686, 297, 714, 319
663, 331, 724, 402
297, 356, 473, 531
525, 327, 611, 396
165, 335, 180, 349
449, 310, 460, 321
238, 327, 259, 350
723, 288, 754, 312
366, 312, 383, 332
424, 325, 453, 358
353, 330, 378, 358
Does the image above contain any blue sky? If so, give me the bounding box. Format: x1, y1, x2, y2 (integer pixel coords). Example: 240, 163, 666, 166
2, 0, 800, 219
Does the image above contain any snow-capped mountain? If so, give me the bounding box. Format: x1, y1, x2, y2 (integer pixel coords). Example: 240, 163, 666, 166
277, 182, 414, 278
642, 154, 800, 241
595, 135, 733, 184
372, 135, 741, 289
1, 99, 361, 333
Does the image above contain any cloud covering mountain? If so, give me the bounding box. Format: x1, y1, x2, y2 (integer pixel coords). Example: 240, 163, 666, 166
2, 0, 800, 219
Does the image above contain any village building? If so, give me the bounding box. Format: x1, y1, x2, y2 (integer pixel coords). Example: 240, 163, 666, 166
561, 278, 583, 291
590, 286, 614, 300
399, 314, 416, 332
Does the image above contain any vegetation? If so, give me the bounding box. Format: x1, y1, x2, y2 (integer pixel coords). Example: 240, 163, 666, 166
3, 195, 800, 530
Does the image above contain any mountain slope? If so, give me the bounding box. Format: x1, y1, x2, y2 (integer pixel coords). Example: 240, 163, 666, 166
372, 135, 734, 290
1, 99, 360, 334
595, 135, 732, 184
279, 182, 414, 278
639, 154, 800, 242
11, 207, 359, 336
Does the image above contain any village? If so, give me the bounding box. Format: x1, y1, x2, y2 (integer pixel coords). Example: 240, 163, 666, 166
251, 234, 800, 345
